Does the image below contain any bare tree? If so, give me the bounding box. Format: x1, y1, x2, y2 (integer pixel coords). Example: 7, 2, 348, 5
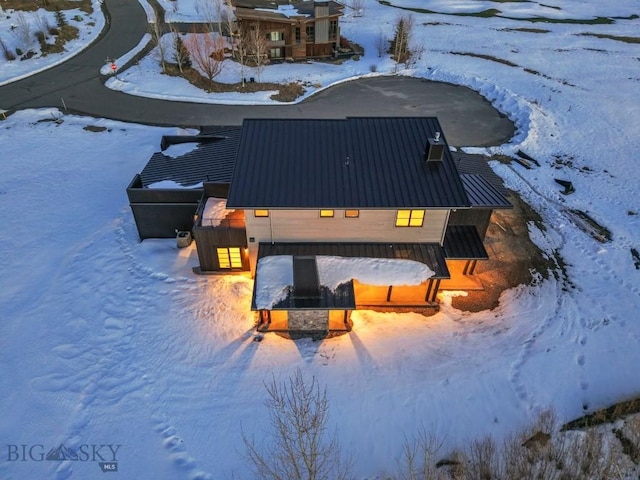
397, 426, 446, 480
406, 41, 425, 69
235, 28, 249, 87
34, 12, 52, 41
350, 0, 365, 17
213, 0, 225, 36
222, 5, 237, 56
151, 15, 167, 72
12, 12, 33, 53
195, 0, 225, 34
246, 22, 269, 82
243, 369, 352, 480
375, 27, 388, 58
0, 36, 16, 61
184, 31, 225, 84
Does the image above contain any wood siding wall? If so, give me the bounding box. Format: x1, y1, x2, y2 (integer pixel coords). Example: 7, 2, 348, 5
246, 209, 449, 272
192, 226, 249, 271
315, 18, 329, 43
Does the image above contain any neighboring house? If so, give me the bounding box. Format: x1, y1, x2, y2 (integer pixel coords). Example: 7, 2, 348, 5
232, 0, 344, 60
128, 117, 512, 336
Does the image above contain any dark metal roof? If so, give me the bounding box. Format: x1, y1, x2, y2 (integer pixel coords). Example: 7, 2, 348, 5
257, 242, 451, 279
454, 152, 510, 198
139, 127, 241, 188
460, 174, 513, 209
443, 225, 489, 260
293, 256, 321, 298
227, 118, 471, 209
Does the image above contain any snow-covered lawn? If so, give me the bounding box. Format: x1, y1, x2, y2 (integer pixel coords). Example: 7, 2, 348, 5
0, 0, 104, 85
1, 0, 640, 478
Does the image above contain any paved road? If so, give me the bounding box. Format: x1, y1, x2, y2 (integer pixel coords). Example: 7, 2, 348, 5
0, 0, 514, 147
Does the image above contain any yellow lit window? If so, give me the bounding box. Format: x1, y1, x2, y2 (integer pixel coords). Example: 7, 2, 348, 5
320, 210, 334, 218
345, 210, 360, 218
254, 209, 269, 217
217, 247, 242, 269
396, 209, 425, 227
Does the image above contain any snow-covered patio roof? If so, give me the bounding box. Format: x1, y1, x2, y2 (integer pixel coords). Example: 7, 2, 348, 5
252, 243, 439, 310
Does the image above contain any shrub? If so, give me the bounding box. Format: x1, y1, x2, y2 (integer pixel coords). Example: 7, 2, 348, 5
0, 36, 16, 61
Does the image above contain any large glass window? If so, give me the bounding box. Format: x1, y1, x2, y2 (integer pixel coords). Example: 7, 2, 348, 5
217, 247, 242, 269
254, 209, 269, 217
395, 210, 425, 227
306, 24, 315, 42
320, 210, 334, 218
329, 20, 338, 40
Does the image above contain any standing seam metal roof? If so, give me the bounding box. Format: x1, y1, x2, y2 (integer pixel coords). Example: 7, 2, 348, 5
460, 174, 513, 209
226, 118, 471, 209
139, 127, 241, 188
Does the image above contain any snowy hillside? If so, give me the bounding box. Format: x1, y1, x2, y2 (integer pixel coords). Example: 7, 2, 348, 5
1, 0, 639, 478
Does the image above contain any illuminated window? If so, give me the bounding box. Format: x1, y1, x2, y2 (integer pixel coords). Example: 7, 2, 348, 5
254, 209, 269, 217
217, 247, 242, 269
395, 209, 425, 227
345, 210, 359, 218
320, 210, 334, 218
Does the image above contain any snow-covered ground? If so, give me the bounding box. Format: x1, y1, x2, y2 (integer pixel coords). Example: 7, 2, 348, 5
1, 0, 640, 478
0, 0, 105, 86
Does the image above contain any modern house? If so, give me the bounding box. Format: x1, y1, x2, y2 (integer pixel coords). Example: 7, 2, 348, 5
128, 117, 512, 336
232, 0, 344, 60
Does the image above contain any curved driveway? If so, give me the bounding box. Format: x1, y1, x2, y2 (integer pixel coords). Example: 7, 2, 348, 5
0, 0, 514, 147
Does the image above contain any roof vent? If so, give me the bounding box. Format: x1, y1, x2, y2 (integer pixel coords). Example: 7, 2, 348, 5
425, 132, 444, 163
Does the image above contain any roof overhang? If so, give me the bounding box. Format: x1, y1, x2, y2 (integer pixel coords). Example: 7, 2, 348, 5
459, 174, 512, 209
443, 225, 489, 260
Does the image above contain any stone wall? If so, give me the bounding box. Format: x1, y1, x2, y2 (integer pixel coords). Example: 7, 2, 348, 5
288, 310, 329, 331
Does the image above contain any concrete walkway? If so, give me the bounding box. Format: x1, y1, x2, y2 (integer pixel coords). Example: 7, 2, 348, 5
0, 0, 514, 147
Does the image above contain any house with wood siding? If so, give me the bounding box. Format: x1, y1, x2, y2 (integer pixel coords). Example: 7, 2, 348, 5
128, 117, 512, 335
232, 0, 344, 60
